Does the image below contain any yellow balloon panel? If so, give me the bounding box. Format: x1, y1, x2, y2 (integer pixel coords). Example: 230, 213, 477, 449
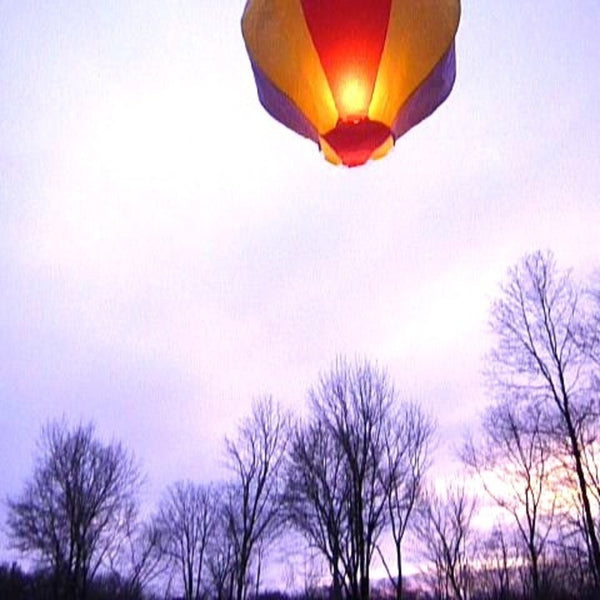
369, 0, 461, 126
242, 0, 339, 134
370, 135, 395, 161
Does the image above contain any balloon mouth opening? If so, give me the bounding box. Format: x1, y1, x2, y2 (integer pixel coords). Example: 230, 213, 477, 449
322, 119, 393, 167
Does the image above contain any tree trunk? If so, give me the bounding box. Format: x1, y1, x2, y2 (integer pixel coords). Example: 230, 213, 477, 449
255, 550, 262, 600
359, 574, 369, 600
530, 543, 540, 600
565, 411, 600, 588
395, 545, 403, 600
332, 568, 343, 600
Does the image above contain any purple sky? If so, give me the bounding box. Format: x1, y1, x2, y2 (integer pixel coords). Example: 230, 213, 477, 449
1, 0, 600, 568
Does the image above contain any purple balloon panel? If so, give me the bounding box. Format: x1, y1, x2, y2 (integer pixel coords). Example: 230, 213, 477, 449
250, 59, 320, 143
392, 43, 457, 140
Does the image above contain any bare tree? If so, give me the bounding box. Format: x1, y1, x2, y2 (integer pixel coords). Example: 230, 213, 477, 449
577, 274, 600, 541
550, 520, 596, 599
127, 521, 165, 598
6, 420, 141, 600
582, 272, 600, 368
206, 489, 238, 600
156, 481, 217, 600
472, 525, 515, 600
224, 396, 289, 600
487, 251, 600, 587
378, 401, 435, 600
288, 358, 397, 600
105, 502, 165, 598
462, 401, 555, 599
414, 485, 476, 600
315, 358, 395, 600
285, 418, 351, 600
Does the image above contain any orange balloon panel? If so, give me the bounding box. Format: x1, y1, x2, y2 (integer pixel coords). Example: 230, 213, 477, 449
242, 0, 460, 167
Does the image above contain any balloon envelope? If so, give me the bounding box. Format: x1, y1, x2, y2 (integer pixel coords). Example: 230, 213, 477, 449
242, 0, 461, 167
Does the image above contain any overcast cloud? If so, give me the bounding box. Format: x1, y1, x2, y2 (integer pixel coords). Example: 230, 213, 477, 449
1, 0, 599, 565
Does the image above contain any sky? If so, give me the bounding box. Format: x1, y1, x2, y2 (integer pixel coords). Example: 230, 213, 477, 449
1, 0, 600, 570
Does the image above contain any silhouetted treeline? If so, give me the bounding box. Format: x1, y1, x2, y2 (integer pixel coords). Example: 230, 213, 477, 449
0, 562, 147, 600
4, 251, 600, 600
2, 565, 595, 600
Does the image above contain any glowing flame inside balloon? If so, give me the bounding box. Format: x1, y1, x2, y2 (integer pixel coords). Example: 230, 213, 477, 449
338, 75, 370, 121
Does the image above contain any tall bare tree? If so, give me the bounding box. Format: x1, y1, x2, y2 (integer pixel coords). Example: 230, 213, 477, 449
6, 421, 141, 600
582, 272, 600, 368
289, 358, 396, 600
156, 481, 217, 600
462, 401, 555, 599
224, 396, 289, 600
285, 418, 351, 600
577, 274, 600, 532
414, 485, 476, 600
206, 487, 238, 600
116, 519, 166, 598
377, 401, 434, 600
104, 501, 165, 599
487, 251, 600, 587
472, 525, 515, 600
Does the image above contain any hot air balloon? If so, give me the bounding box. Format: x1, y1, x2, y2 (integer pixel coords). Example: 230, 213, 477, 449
242, 0, 460, 167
